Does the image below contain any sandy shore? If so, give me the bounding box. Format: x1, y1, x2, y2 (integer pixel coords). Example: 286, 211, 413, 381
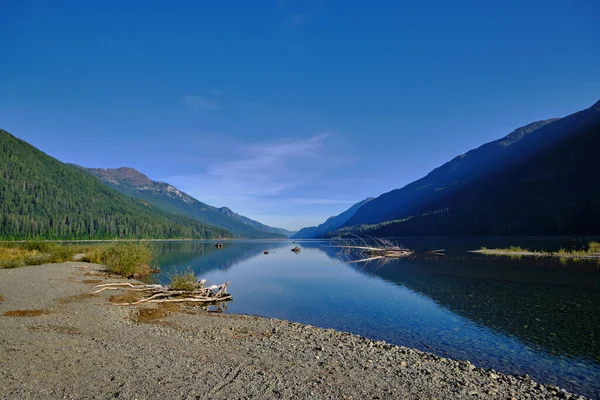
0, 262, 587, 399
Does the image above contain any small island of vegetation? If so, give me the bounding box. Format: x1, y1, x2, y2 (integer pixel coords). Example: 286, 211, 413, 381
472, 241, 600, 262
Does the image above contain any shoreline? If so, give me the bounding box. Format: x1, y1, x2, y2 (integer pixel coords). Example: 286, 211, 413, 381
0, 262, 588, 399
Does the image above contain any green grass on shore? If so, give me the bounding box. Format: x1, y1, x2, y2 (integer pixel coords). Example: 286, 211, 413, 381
476, 241, 600, 261
0, 241, 156, 278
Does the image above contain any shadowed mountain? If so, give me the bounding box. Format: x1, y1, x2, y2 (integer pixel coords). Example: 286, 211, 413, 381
291, 198, 374, 239
0, 129, 232, 240
332, 99, 600, 236
79, 167, 289, 239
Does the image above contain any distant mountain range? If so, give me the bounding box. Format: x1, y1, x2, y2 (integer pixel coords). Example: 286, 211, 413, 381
327, 98, 600, 237
4, 97, 599, 240
0, 130, 232, 240
291, 198, 374, 239
78, 166, 292, 239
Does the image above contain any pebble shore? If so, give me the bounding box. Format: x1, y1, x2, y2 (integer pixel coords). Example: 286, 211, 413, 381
0, 262, 588, 399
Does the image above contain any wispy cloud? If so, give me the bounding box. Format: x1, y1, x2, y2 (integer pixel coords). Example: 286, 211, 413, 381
290, 198, 356, 205
278, 0, 327, 28
182, 95, 217, 111
166, 133, 332, 203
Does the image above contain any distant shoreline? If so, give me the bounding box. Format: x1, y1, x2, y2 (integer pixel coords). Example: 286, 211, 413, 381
0, 238, 290, 243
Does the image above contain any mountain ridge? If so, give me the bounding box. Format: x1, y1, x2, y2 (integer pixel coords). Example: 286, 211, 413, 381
0, 129, 232, 240
331, 98, 600, 237
291, 198, 374, 239
79, 166, 291, 239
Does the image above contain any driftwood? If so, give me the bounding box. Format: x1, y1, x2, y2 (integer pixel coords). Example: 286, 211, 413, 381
93, 280, 231, 306
332, 236, 444, 264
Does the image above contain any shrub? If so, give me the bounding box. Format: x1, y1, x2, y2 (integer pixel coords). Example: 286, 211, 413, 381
588, 241, 600, 254
81, 245, 106, 264
0, 259, 24, 269
24, 254, 49, 265
46, 244, 77, 263
169, 268, 201, 292
100, 242, 154, 278
22, 240, 53, 253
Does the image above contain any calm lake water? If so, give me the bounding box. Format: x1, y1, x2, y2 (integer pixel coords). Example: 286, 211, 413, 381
148, 238, 600, 399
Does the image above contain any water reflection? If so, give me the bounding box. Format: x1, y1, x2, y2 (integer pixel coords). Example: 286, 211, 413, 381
353, 256, 600, 361
151, 241, 291, 277
149, 239, 599, 398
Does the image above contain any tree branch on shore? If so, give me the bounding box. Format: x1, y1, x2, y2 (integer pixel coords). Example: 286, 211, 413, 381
93, 280, 231, 305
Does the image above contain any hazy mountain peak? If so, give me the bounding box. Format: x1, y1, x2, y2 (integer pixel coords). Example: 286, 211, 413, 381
80, 165, 291, 238
291, 197, 374, 239
218, 207, 235, 216
86, 167, 153, 187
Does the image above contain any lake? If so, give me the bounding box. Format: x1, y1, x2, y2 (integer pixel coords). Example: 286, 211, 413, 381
148, 238, 600, 399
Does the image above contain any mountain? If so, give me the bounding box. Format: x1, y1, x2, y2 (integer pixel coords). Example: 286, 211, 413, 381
215, 206, 296, 237
331, 99, 600, 237
291, 198, 374, 239
0, 130, 232, 240
79, 167, 289, 239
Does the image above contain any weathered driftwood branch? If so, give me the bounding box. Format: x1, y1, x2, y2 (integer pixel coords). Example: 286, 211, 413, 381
93, 281, 231, 306
331, 236, 445, 264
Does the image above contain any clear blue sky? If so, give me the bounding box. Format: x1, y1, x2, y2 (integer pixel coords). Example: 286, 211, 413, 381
1, 1, 599, 230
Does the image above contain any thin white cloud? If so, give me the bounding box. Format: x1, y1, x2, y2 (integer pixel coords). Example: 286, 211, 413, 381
249, 214, 331, 231
182, 95, 217, 111
166, 133, 332, 202
290, 198, 356, 205
278, 0, 327, 28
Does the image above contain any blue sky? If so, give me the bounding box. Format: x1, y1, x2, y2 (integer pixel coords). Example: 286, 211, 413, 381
1, 1, 599, 230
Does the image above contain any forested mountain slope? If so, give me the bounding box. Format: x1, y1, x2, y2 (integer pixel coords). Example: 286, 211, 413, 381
0, 129, 232, 240
331, 99, 600, 237
80, 167, 288, 239
291, 198, 373, 239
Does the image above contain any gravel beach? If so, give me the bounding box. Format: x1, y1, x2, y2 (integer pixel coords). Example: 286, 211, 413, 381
0, 262, 588, 399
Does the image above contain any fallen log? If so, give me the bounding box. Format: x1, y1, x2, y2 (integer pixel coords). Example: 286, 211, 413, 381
93, 280, 231, 306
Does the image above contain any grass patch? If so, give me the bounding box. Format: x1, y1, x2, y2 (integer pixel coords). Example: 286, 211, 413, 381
0, 245, 43, 268
80, 245, 106, 264
588, 241, 600, 253
0, 294, 4, 303
476, 241, 600, 261
0, 241, 157, 278
478, 246, 531, 253
0, 241, 88, 268
100, 242, 154, 278
169, 268, 202, 292
508, 246, 526, 252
